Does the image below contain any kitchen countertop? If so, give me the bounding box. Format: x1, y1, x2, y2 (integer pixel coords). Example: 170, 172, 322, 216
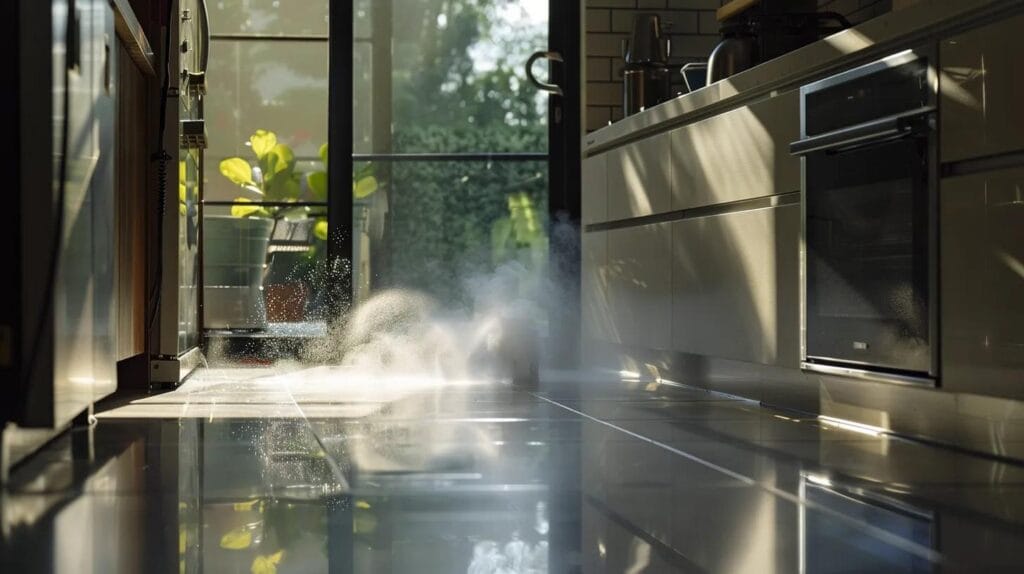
583, 0, 1021, 156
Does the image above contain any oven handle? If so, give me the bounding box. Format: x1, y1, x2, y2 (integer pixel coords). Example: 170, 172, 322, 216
790, 111, 933, 156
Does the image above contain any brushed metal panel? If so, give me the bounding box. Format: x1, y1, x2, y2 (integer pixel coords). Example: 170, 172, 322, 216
606, 133, 671, 221
940, 13, 1024, 163
582, 155, 607, 225
671, 204, 800, 367
941, 169, 1024, 400
606, 224, 672, 351
670, 90, 800, 211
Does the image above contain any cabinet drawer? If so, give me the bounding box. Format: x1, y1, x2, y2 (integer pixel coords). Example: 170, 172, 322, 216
941, 13, 1024, 163
607, 133, 671, 221
941, 168, 1024, 399
670, 90, 800, 211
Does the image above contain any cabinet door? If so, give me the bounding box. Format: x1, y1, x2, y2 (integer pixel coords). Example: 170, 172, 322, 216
606, 224, 672, 350
607, 133, 671, 221
941, 13, 1024, 163
941, 169, 1024, 399
581, 231, 612, 343
582, 155, 608, 226
671, 204, 800, 367
670, 90, 800, 211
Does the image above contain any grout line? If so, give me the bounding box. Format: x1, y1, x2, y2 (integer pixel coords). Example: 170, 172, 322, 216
531, 391, 944, 564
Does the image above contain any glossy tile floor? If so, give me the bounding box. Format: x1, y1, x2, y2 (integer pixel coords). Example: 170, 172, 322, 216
3, 365, 1024, 573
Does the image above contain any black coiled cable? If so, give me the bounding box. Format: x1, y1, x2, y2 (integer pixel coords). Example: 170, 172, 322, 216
147, 0, 176, 343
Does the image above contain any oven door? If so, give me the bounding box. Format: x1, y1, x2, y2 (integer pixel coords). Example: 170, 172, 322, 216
802, 127, 935, 378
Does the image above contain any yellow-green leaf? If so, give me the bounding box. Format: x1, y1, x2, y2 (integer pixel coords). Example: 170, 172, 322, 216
266, 144, 295, 176
220, 526, 253, 550
318, 143, 329, 165
230, 197, 267, 218
220, 158, 254, 186
307, 171, 327, 200
314, 219, 328, 241
250, 130, 277, 159
179, 160, 187, 182
353, 176, 378, 199
251, 551, 285, 574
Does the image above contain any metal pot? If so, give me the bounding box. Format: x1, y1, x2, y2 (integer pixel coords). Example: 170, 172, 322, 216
707, 21, 759, 84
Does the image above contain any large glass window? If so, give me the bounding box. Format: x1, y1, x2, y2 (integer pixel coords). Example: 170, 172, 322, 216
203, 1, 331, 329
353, 0, 551, 305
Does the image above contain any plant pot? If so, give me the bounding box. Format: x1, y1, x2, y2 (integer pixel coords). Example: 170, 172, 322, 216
203, 215, 274, 330
265, 282, 309, 323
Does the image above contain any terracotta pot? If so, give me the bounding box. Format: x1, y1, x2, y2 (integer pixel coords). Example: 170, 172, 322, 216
265, 282, 309, 323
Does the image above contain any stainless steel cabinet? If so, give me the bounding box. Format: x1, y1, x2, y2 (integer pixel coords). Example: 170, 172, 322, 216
670, 90, 800, 211
940, 13, 1024, 163
941, 169, 1024, 399
606, 133, 671, 221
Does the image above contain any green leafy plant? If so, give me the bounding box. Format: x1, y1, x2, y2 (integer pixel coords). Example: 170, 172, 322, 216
219, 129, 304, 220
305, 143, 379, 241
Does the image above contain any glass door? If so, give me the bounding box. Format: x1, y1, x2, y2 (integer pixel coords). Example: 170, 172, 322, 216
329, 0, 579, 321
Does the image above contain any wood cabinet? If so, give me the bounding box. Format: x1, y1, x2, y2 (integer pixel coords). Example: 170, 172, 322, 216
940, 13, 1024, 163
941, 168, 1024, 399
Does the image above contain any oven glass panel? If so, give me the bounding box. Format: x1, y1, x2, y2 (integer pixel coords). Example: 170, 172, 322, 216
805, 58, 930, 136
805, 137, 931, 374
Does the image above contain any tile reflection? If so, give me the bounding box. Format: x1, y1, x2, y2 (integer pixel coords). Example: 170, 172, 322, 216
5, 373, 1024, 572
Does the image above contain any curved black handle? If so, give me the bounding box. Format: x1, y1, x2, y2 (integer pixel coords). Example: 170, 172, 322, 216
526, 51, 564, 96
198, 0, 211, 73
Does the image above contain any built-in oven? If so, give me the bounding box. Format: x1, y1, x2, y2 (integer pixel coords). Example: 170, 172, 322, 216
791, 48, 938, 385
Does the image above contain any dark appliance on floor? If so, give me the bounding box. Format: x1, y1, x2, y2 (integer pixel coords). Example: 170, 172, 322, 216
708, 0, 851, 84
790, 47, 938, 385
622, 14, 672, 116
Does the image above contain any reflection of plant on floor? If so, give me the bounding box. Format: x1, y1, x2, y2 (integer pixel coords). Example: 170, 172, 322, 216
217, 498, 328, 574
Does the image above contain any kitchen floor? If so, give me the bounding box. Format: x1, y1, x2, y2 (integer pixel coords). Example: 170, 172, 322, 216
3, 366, 1023, 573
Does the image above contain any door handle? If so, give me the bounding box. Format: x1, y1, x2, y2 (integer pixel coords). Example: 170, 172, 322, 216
526, 51, 564, 96
198, 0, 211, 73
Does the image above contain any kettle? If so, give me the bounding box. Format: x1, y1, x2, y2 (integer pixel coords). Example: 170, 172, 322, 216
706, 20, 758, 85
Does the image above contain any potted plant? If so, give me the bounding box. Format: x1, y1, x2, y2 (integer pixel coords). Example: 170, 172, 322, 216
208, 129, 305, 329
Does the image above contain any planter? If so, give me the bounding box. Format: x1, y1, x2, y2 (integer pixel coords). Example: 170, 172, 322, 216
265, 282, 309, 323
203, 215, 274, 330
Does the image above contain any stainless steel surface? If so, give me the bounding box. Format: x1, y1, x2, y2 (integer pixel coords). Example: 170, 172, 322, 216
797, 46, 938, 381
583, 0, 1024, 156
789, 108, 934, 156
801, 361, 936, 388
707, 28, 758, 84
5, 368, 1024, 571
